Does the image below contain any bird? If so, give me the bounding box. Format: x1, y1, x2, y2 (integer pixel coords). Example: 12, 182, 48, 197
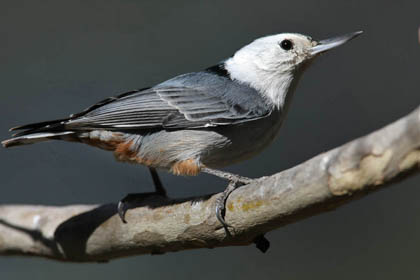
2, 31, 362, 227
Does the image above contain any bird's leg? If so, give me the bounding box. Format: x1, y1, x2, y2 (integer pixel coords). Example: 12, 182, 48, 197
201, 167, 256, 228
201, 167, 254, 185
118, 167, 168, 223
149, 167, 167, 196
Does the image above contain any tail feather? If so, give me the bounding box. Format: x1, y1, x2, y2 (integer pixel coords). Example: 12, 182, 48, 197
3, 118, 74, 148
9, 118, 69, 132
2, 131, 75, 148
10, 118, 70, 137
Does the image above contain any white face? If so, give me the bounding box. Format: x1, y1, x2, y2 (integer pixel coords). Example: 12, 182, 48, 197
238, 33, 318, 74
225, 31, 362, 107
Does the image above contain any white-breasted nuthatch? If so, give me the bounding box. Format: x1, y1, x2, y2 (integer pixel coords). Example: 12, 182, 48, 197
2, 31, 362, 227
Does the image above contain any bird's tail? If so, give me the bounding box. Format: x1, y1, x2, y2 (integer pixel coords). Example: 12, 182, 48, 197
2, 118, 75, 148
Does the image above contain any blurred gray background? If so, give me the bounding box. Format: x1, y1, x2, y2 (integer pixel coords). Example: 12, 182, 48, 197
1, 0, 420, 279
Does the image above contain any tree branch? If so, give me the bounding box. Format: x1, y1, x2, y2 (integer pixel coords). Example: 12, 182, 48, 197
1, 106, 419, 262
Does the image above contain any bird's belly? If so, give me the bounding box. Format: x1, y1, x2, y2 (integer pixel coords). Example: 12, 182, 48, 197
201, 110, 284, 168
83, 111, 284, 172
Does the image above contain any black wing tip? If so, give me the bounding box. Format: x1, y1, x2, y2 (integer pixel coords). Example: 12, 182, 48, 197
9, 124, 40, 133
8, 118, 69, 132
7, 88, 152, 134
9, 124, 34, 132
9, 125, 23, 132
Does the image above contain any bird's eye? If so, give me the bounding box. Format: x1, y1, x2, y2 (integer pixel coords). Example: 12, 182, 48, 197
280, 39, 293, 51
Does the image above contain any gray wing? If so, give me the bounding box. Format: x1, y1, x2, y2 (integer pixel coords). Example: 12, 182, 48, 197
65, 72, 271, 131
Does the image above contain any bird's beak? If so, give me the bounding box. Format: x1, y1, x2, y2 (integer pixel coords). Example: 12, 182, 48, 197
310, 31, 363, 55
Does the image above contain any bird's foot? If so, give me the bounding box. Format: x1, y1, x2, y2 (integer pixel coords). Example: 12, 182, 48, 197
215, 180, 238, 229
214, 178, 271, 253
215, 177, 257, 229
118, 168, 167, 223
117, 191, 166, 223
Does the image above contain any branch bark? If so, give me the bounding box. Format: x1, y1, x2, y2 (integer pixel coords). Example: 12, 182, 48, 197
1, 106, 419, 262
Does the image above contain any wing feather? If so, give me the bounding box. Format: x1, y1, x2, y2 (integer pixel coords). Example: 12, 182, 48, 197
64, 73, 271, 130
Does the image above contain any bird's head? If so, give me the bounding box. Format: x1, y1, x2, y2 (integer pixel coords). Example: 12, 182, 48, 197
225, 31, 363, 107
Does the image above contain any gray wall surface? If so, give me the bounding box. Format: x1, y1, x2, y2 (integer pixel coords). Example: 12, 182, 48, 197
1, 0, 419, 279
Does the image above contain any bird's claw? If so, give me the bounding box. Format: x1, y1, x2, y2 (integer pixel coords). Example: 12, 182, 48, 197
215, 197, 232, 229
117, 192, 167, 224
215, 180, 240, 229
